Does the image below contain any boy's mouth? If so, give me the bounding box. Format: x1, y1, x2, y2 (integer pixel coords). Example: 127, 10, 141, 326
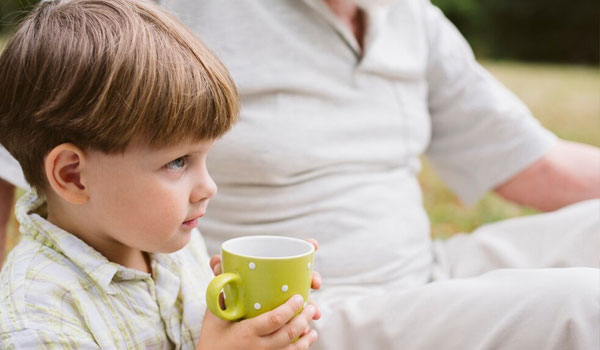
182, 213, 204, 228
182, 218, 199, 228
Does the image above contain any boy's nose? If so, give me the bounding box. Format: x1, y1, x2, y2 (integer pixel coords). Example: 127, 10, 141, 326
190, 170, 217, 203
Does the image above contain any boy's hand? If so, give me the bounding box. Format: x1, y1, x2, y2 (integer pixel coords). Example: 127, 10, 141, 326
209, 238, 322, 291
197, 294, 319, 350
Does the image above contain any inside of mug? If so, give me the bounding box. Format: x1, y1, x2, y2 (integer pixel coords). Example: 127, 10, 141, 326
222, 236, 313, 258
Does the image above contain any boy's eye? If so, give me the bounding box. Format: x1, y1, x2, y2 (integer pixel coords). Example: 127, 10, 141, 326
166, 156, 186, 170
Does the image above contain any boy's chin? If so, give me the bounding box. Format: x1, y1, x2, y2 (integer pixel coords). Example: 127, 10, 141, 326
157, 232, 193, 254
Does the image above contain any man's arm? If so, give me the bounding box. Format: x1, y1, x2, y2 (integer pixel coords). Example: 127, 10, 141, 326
0, 178, 15, 266
495, 139, 600, 211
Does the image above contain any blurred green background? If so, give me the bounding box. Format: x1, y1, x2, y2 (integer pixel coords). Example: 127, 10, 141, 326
0, 0, 599, 258
1, 0, 598, 63
433, 0, 599, 64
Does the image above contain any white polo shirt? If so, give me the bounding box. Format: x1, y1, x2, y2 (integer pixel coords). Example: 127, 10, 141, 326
0, 146, 27, 188
161, 0, 557, 287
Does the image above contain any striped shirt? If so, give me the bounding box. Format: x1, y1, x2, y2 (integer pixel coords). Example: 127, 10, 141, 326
0, 191, 213, 349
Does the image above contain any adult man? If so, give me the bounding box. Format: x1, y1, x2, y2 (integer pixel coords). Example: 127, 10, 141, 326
1, 0, 599, 348
160, 0, 599, 348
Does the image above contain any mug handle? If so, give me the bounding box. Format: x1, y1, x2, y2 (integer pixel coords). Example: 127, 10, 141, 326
206, 272, 245, 320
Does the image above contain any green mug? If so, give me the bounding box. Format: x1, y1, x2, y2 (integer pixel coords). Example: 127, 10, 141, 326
206, 235, 315, 320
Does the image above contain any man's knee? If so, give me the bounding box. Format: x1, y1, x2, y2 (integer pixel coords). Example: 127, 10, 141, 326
504, 268, 599, 349
541, 268, 598, 330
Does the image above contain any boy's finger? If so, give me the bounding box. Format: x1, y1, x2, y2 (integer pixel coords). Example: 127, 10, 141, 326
311, 271, 322, 290
282, 329, 318, 350
309, 301, 321, 320
306, 238, 318, 251
268, 304, 317, 346
209, 255, 222, 275
251, 294, 304, 336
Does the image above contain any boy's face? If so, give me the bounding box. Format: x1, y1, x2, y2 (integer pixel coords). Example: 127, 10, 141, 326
82, 139, 217, 255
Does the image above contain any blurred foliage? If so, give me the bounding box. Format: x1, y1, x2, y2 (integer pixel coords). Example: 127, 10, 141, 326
1, 0, 598, 63
433, 0, 599, 64
0, 0, 39, 34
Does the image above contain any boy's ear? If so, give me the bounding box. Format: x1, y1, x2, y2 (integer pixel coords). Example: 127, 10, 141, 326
44, 143, 89, 204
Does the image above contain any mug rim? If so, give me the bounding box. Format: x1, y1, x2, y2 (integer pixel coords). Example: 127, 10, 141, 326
221, 235, 315, 259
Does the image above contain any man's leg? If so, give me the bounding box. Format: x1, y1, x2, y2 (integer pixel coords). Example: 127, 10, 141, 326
312, 268, 599, 350
434, 199, 599, 278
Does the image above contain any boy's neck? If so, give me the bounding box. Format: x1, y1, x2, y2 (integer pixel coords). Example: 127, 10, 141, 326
46, 196, 152, 273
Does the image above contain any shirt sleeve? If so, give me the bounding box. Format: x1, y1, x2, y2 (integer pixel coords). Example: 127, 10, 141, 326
0, 145, 29, 189
422, 1, 557, 204
1, 329, 99, 350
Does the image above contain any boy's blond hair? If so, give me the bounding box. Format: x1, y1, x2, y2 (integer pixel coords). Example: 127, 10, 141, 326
0, 0, 239, 191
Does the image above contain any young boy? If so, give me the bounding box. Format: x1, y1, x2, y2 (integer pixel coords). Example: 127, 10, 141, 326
0, 0, 319, 348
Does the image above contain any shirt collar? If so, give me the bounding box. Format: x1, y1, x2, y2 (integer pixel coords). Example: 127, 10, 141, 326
301, 0, 389, 56
15, 190, 151, 295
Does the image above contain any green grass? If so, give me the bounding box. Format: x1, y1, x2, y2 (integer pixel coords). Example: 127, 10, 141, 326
1, 51, 599, 257
422, 60, 600, 239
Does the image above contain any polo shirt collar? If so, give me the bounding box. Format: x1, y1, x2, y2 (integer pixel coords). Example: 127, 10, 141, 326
301, 0, 389, 56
